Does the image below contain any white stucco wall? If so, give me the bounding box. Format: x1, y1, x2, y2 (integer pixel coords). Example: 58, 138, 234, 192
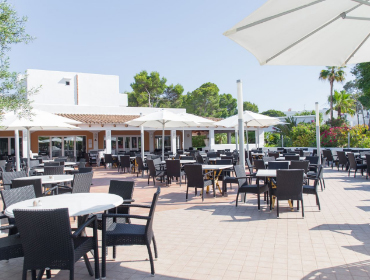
26, 69, 128, 107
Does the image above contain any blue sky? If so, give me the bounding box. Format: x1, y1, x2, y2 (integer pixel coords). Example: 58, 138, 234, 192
9, 0, 353, 112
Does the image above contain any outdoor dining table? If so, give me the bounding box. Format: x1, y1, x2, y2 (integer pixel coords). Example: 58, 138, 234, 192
32, 167, 75, 173
161, 160, 196, 164
4, 193, 124, 218
39, 161, 77, 167
276, 157, 306, 161
13, 174, 74, 185
202, 164, 233, 196
264, 160, 290, 166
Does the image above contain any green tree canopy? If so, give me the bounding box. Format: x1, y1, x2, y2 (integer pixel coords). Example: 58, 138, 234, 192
184, 82, 220, 117
0, 1, 36, 118
243, 101, 259, 113
319, 66, 346, 120
325, 90, 355, 118
127, 71, 167, 107
261, 109, 286, 117
218, 93, 237, 118
349, 62, 370, 109
127, 71, 185, 108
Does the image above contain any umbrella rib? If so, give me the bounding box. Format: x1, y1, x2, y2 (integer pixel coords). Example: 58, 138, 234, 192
344, 31, 370, 65
264, 4, 362, 65
351, 0, 370, 6
225, 0, 325, 35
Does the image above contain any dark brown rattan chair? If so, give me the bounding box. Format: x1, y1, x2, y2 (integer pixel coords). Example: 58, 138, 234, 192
14, 208, 100, 280
234, 165, 268, 210
348, 152, 367, 178
118, 155, 131, 173
285, 155, 300, 161
165, 160, 185, 186
268, 161, 289, 170
183, 164, 213, 202
104, 154, 116, 169
336, 151, 348, 171
0, 225, 24, 263
11, 178, 53, 198
290, 160, 310, 174
78, 167, 93, 173
1, 185, 36, 236
303, 165, 322, 211
43, 166, 64, 175
136, 156, 148, 177
2, 171, 27, 190
275, 169, 305, 218
44, 162, 60, 166
322, 150, 338, 169
147, 160, 166, 186
254, 159, 266, 171
102, 187, 160, 277
268, 152, 279, 159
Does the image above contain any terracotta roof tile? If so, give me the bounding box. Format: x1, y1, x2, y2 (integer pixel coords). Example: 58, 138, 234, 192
56, 114, 137, 124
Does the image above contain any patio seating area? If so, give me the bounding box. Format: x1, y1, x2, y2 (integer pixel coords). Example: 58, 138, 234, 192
1, 162, 370, 280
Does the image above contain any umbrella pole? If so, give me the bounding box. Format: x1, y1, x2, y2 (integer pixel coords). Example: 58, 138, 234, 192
315, 102, 321, 164
14, 130, 20, 171
162, 123, 165, 160
235, 127, 238, 151
141, 125, 144, 159
237, 80, 245, 169
182, 129, 185, 150
27, 128, 31, 175
246, 127, 249, 155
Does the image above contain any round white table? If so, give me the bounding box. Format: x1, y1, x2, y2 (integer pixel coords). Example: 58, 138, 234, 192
13, 174, 74, 185
39, 162, 77, 167
4, 193, 123, 218
32, 167, 75, 173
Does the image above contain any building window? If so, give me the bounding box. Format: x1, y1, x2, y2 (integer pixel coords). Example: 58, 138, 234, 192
65, 81, 70, 86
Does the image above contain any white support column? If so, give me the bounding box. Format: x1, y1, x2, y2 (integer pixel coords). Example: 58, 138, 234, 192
235, 127, 238, 151
171, 130, 177, 155
73, 136, 77, 159
149, 131, 154, 152
258, 129, 264, 148
105, 129, 112, 154
237, 80, 245, 169
61, 137, 65, 157
22, 129, 28, 159
141, 126, 145, 158
227, 132, 231, 144
315, 102, 321, 164
14, 130, 20, 171
49, 136, 52, 159
209, 129, 215, 151
93, 132, 99, 150
7, 138, 11, 155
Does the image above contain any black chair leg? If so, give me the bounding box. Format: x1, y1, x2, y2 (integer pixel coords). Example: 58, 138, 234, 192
301, 199, 304, 217
257, 193, 260, 210
113, 245, 116, 260
297, 200, 299, 210
36, 269, 44, 280
146, 243, 155, 276
153, 235, 158, 259
186, 186, 189, 201
236, 192, 239, 207
46, 269, 51, 280
277, 199, 279, 218
83, 254, 94, 276
69, 269, 74, 280
316, 193, 321, 210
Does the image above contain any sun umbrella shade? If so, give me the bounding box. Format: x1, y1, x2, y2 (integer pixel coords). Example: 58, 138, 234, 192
224, 0, 370, 66
125, 110, 200, 128
0, 109, 81, 130
215, 111, 283, 128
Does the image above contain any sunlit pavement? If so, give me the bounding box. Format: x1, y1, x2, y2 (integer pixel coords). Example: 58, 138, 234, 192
1, 166, 370, 280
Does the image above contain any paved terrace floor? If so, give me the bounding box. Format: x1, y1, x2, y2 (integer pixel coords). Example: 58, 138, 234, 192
1, 166, 370, 280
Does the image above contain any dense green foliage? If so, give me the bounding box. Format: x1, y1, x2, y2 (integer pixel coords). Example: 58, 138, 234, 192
243, 101, 259, 113
325, 90, 355, 118
261, 109, 286, 117
218, 93, 237, 118
0, 1, 36, 118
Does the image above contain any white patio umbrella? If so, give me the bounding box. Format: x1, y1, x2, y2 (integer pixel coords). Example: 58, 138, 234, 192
125, 109, 200, 159
216, 110, 284, 153
224, 0, 370, 162
0, 109, 80, 172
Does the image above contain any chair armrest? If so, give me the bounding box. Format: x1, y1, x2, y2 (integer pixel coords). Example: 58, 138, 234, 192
103, 213, 150, 220
118, 204, 151, 209
44, 185, 62, 195
118, 199, 135, 204
72, 215, 96, 238
0, 224, 15, 231
0, 214, 8, 220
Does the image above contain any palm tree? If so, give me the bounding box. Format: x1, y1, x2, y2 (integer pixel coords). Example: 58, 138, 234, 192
325, 90, 355, 118
319, 66, 346, 120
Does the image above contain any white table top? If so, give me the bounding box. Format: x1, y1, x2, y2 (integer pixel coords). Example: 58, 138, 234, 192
251, 153, 265, 156
162, 160, 196, 164
32, 167, 75, 173
13, 175, 74, 184
202, 164, 233, 170
39, 162, 77, 167
208, 158, 222, 161
264, 161, 291, 166
276, 157, 306, 161
4, 193, 123, 218
256, 170, 277, 177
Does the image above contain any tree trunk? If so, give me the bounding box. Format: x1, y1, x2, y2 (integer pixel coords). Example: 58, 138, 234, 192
330, 80, 334, 120
337, 107, 341, 119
